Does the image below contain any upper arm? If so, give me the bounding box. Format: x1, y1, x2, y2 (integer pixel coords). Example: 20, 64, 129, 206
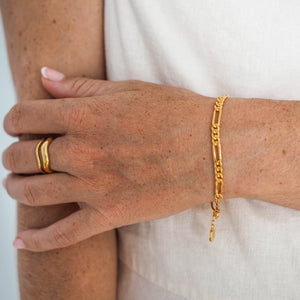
1, 1, 117, 299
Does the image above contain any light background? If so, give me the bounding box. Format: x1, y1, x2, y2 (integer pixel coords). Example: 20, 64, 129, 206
0, 13, 20, 300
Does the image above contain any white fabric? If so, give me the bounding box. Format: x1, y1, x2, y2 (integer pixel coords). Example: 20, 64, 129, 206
104, 1, 300, 299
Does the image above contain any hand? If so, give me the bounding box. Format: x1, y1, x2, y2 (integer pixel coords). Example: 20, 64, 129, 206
2, 68, 226, 252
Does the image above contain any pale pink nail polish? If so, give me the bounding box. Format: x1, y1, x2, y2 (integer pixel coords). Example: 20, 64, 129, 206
41, 67, 65, 81
13, 238, 26, 249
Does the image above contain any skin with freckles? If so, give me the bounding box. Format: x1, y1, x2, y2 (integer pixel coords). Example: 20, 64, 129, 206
2, 75, 219, 250
1, 1, 117, 299
1, 0, 300, 299
2, 72, 300, 253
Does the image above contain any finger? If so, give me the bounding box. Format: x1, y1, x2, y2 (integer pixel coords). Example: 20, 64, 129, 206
2, 136, 75, 174
13, 206, 110, 252
41, 67, 111, 98
3, 99, 70, 136
40, 67, 144, 99
5, 172, 83, 206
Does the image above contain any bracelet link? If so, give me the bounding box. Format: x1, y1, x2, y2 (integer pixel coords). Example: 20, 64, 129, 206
209, 94, 229, 242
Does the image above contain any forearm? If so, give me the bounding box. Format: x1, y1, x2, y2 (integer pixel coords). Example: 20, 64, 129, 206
1, 1, 117, 299
222, 96, 300, 209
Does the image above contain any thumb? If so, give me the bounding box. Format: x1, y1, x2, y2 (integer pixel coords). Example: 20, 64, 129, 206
41, 67, 109, 98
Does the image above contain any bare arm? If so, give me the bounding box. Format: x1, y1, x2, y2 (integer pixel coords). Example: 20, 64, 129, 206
222, 97, 300, 209
1, 0, 117, 299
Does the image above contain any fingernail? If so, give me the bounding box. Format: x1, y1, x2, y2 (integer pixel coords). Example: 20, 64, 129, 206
13, 238, 26, 249
41, 67, 65, 81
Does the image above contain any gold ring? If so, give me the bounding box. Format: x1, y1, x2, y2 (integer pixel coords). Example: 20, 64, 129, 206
40, 137, 54, 173
35, 137, 54, 174
35, 138, 46, 174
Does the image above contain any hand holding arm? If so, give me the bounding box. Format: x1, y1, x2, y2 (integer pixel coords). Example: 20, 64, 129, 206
3, 72, 299, 252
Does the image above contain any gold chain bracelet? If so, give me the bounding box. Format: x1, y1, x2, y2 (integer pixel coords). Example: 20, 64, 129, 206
209, 94, 229, 242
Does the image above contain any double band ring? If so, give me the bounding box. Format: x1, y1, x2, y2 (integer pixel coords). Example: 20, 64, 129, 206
35, 137, 54, 174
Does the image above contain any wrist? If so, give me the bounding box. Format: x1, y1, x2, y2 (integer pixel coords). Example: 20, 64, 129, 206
182, 94, 236, 204
221, 97, 300, 207
219, 96, 247, 200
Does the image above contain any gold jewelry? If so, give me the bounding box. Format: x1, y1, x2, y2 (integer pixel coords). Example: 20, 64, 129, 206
209, 94, 229, 242
35, 138, 46, 174
40, 137, 54, 174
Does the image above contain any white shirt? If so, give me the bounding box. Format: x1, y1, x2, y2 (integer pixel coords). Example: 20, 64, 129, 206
105, 1, 300, 299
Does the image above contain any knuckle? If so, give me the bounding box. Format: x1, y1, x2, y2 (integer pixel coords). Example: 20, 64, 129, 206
3, 146, 18, 171
68, 141, 91, 166
67, 139, 82, 157
51, 225, 73, 247
31, 232, 42, 250
69, 142, 105, 172
5, 104, 23, 133
82, 148, 107, 171
79, 156, 97, 174
22, 181, 37, 206
65, 103, 89, 129
71, 78, 98, 96
83, 156, 97, 171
